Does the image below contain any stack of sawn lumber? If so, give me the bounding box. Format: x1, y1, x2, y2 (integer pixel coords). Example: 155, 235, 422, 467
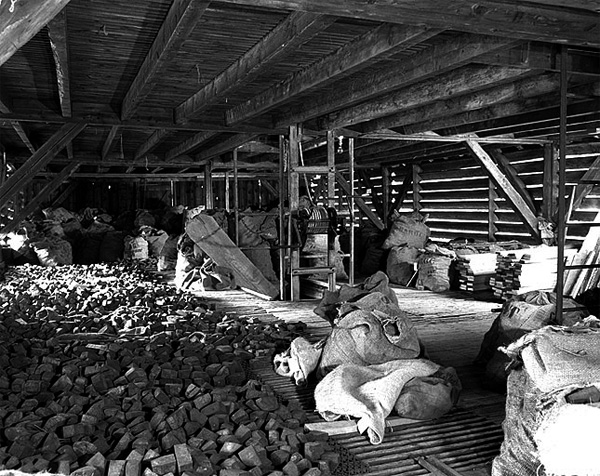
455, 253, 497, 293
0, 262, 339, 476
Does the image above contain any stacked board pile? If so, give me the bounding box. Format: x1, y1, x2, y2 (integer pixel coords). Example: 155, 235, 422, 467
490, 246, 570, 301
0, 262, 340, 476
455, 253, 497, 293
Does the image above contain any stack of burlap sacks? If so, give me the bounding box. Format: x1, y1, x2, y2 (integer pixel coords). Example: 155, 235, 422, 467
273, 271, 462, 445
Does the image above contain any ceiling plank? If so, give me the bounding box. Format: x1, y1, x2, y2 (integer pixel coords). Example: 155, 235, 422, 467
0, 99, 36, 153
216, 0, 600, 47
1, 161, 80, 234
164, 131, 219, 161
0, 122, 86, 209
196, 134, 258, 161
276, 34, 516, 128
322, 65, 533, 131
466, 138, 540, 239
357, 72, 561, 134
120, 0, 210, 120
175, 12, 336, 124
135, 129, 169, 160
101, 125, 121, 160
226, 23, 439, 125
0, 0, 71, 67
47, 9, 72, 118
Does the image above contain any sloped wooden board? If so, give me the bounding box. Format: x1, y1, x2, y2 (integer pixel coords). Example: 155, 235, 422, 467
186, 214, 279, 300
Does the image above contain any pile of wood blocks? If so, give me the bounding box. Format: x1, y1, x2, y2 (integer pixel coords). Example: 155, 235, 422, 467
0, 262, 339, 476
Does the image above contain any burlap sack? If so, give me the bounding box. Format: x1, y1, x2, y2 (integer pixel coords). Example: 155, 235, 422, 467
383, 214, 430, 249
318, 309, 421, 378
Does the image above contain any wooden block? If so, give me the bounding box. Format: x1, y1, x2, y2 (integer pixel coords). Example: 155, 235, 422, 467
87, 452, 107, 472
150, 454, 177, 476
126, 459, 142, 476
174, 443, 194, 473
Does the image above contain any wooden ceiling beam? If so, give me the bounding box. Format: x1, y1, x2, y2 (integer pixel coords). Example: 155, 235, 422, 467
175, 12, 336, 124
0, 0, 71, 67
120, 0, 210, 120
226, 23, 439, 125
164, 131, 219, 161
0, 122, 86, 209
47, 10, 72, 118
322, 65, 533, 131
135, 129, 169, 160
196, 133, 258, 161
215, 0, 600, 47
101, 125, 121, 160
275, 34, 516, 128
357, 72, 560, 134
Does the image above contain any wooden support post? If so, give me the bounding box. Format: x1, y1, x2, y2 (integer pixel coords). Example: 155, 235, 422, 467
278, 134, 287, 300
0, 122, 86, 210
1, 162, 80, 234
349, 137, 356, 285
326, 131, 335, 209
233, 148, 239, 246
488, 179, 498, 241
382, 166, 391, 227
412, 164, 422, 212
224, 172, 230, 211
543, 143, 559, 221
204, 162, 213, 209
289, 125, 301, 301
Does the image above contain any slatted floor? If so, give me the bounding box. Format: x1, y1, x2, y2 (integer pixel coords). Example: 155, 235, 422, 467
195, 285, 507, 476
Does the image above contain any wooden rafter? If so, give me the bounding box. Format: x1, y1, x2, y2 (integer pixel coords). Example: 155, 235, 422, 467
466, 139, 540, 239
51, 181, 77, 207
261, 180, 278, 197
47, 10, 71, 118
164, 131, 218, 161
357, 73, 560, 134
358, 169, 384, 219
101, 125, 121, 160
322, 65, 531, 130
276, 34, 516, 128
570, 155, 600, 213
216, 0, 600, 47
175, 12, 335, 124
0, 0, 71, 67
196, 134, 258, 162
489, 148, 538, 214
135, 129, 169, 160
0, 122, 86, 209
390, 170, 413, 217
226, 23, 439, 125
120, 0, 210, 120
1, 161, 80, 234
0, 99, 36, 153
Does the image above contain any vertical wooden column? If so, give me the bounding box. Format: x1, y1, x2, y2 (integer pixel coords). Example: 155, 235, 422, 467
382, 166, 390, 227
289, 124, 301, 300
488, 179, 498, 241
326, 131, 336, 209
556, 45, 569, 315
204, 162, 213, 209
349, 137, 356, 285
278, 135, 287, 300
543, 143, 559, 221
224, 172, 230, 211
412, 164, 423, 211
233, 148, 240, 246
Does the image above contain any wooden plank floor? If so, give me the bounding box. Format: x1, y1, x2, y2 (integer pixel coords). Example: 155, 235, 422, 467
195, 284, 507, 476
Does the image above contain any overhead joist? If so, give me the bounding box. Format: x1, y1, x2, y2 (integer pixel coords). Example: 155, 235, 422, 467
356, 72, 561, 134
0, 0, 71, 67
226, 22, 439, 125
215, 0, 600, 47
322, 65, 533, 131
361, 131, 551, 145
50, 171, 277, 180
276, 34, 517, 128
164, 131, 219, 161
1, 161, 80, 234
0, 122, 86, 210
195, 133, 258, 161
120, 0, 210, 120
175, 12, 335, 124
47, 10, 72, 118
135, 129, 169, 160
0, 100, 35, 154
466, 139, 540, 240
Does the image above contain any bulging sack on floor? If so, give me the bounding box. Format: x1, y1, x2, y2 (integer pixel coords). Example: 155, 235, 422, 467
315, 359, 440, 445
383, 212, 430, 249
199, 258, 236, 291
124, 235, 148, 260
394, 366, 462, 420
31, 236, 73, 266
318, 308, 421, 378
387, 245, 419, 285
